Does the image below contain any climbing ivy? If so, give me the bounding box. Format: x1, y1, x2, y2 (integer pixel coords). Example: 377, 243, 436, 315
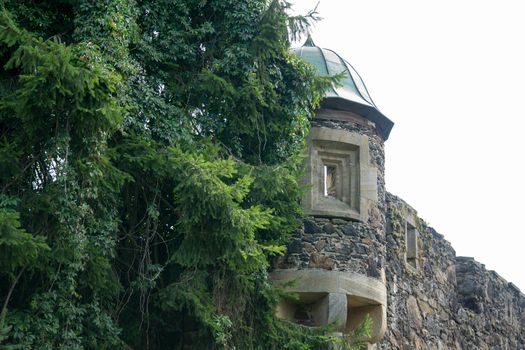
0, 1, 366, 349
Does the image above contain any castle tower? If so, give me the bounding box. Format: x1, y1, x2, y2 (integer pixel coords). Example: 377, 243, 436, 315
271, 37, 394, 346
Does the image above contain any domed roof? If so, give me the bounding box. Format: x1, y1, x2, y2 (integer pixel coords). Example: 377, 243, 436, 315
292, 36, 394, 140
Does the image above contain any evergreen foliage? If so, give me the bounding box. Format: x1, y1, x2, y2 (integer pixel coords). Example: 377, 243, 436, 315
0, 1, 365, 348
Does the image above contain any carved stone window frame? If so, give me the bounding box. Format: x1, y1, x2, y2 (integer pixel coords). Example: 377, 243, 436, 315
304, 127, 378, 222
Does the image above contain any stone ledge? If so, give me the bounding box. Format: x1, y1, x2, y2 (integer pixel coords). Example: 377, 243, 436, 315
270, 269, 387, 343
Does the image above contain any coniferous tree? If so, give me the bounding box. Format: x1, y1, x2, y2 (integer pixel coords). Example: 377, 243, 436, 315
0, 1, 366, 349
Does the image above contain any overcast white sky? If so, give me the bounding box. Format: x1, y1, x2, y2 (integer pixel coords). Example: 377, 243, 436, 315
290, 0, 525, 291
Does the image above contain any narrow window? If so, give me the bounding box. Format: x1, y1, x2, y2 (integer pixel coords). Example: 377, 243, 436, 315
406, 223, 418, 269
323, 165, 337, 198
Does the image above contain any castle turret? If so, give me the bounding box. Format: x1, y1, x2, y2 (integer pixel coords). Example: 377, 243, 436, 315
271, 37, 394, 346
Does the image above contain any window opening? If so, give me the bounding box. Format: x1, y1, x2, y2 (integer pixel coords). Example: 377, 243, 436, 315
323, 165, 337, 198
406, 223, 418, 269
293, 304, 316, 327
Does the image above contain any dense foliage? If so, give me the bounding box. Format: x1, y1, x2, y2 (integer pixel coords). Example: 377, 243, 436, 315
0, 1, 366, 349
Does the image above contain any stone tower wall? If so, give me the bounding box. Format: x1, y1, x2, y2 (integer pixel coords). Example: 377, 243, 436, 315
275, 117, 386, 280
271, 112, 389, 342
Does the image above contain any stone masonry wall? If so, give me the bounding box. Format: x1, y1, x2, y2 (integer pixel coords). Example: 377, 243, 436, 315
378, 193, 525, 350
455, 257, 525, 349
274, 216, 386, 279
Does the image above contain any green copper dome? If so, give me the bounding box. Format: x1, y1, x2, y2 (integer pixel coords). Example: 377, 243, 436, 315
292, 37, 394, 140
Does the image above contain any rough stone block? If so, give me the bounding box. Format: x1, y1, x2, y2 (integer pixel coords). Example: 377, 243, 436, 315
303, 219, 323, 234
407, 296, 423, 330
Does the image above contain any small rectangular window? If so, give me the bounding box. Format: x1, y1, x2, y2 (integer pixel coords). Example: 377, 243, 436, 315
406, 224, 418, 269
